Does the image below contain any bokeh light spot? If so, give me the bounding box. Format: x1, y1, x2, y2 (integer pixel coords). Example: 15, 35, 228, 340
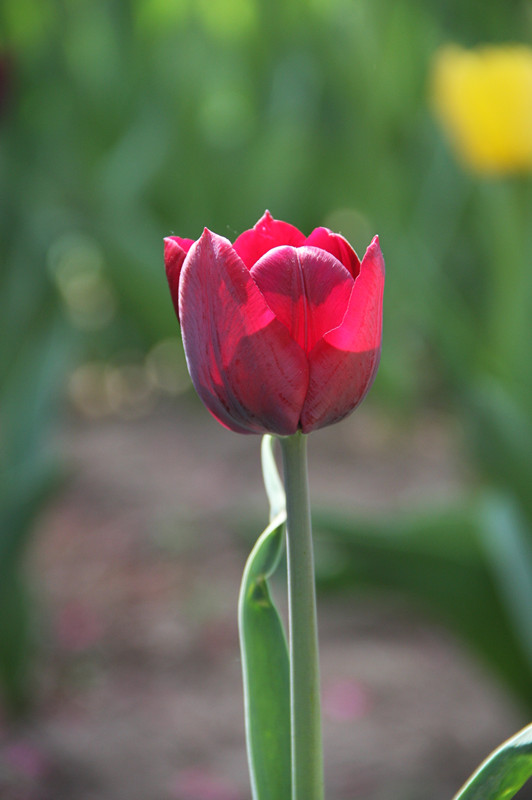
47, 232, 116, 330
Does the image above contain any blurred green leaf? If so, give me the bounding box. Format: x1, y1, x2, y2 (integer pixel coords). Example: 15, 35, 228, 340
0, 566, 33, 716
313, 502, 532, 708
0, 284, 71, 712
479, 492, 532, 672
464, 380, 532, 526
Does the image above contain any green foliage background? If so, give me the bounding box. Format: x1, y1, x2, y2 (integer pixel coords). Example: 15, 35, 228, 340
2, 0, 532, 714
1, 0, 531, 398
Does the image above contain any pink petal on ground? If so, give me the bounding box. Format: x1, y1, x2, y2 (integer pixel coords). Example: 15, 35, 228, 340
55, 602, 103, 652
4, 742, 50, 780
323, 679, 371, 721
169, 767, 242, 800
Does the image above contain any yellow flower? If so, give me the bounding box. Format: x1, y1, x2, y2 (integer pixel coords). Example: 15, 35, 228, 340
431, 44, 532, 174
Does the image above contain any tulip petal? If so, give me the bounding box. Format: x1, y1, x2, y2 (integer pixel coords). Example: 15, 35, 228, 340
301, 236, 385, 432
164, 236, 195, 320
251, 245, 354, 353
179, 230, 309, 435
305, 227, 361, 279
233, 210, 306, 269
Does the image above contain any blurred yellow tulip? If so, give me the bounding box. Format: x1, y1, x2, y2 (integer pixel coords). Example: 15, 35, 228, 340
431, 44, 532, 174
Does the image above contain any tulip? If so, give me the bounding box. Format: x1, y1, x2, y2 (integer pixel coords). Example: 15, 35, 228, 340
431, 44, 532, 174
165, 211, 384, 436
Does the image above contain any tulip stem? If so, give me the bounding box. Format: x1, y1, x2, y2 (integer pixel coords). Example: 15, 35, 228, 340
280, 432, 324, 800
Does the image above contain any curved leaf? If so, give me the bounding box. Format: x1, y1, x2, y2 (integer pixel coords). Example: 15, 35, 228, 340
261, 434, 286, 522
453, 723, 532, 800
238, 435, 290, 800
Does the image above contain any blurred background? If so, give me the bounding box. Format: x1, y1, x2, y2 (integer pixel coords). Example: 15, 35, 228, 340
3, 0, 532, 798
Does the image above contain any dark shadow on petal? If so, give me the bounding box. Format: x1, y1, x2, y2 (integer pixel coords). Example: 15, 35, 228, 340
191, 322, 309, 436
301, 345, 380, 433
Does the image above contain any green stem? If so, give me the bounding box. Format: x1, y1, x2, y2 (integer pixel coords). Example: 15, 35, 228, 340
280, 432, 324, 800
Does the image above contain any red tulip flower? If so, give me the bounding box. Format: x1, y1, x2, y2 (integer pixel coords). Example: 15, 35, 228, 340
164, 211, 384, 435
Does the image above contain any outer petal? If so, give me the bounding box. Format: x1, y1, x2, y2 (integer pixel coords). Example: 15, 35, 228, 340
233, 210, 306, 269
250, 245, 354, 353
301, 236, 385, 432
305, 226, 361, 279
164, 236, 195, 320
179, 229, 309, 435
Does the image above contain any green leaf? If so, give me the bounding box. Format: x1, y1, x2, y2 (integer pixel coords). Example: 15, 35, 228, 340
0, 566, 33, 716
261, 434, 286, 522
453, 723, 532, 800
238, 435, 290, 800
312, 503, 532, 709
479, 492, 532, 672
464, 380, 532, 527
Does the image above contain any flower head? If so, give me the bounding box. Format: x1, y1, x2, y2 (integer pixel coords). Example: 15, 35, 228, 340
165, 211, 384, 435
431, 44, 532, 174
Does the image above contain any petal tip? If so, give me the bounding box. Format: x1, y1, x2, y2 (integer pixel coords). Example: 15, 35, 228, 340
257, 209, 274, 226
164, 237, 188, 280
362, 235, 385, 275
164, 236, 184, 254
197, 227, 233, 254
195, 227, 218, 253
164, 235, 196, 271
367, 234, 381, 252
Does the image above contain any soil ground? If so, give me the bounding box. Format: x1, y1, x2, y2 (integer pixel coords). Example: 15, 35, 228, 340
0, 397, 529, 800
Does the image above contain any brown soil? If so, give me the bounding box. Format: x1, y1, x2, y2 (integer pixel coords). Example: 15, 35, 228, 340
0, 397, 528, 800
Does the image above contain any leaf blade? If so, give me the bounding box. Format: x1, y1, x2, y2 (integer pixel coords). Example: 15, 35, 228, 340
452, 723, 532, 800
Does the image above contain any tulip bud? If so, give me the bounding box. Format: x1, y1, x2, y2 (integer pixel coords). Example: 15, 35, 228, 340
165, 211, 384, 435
